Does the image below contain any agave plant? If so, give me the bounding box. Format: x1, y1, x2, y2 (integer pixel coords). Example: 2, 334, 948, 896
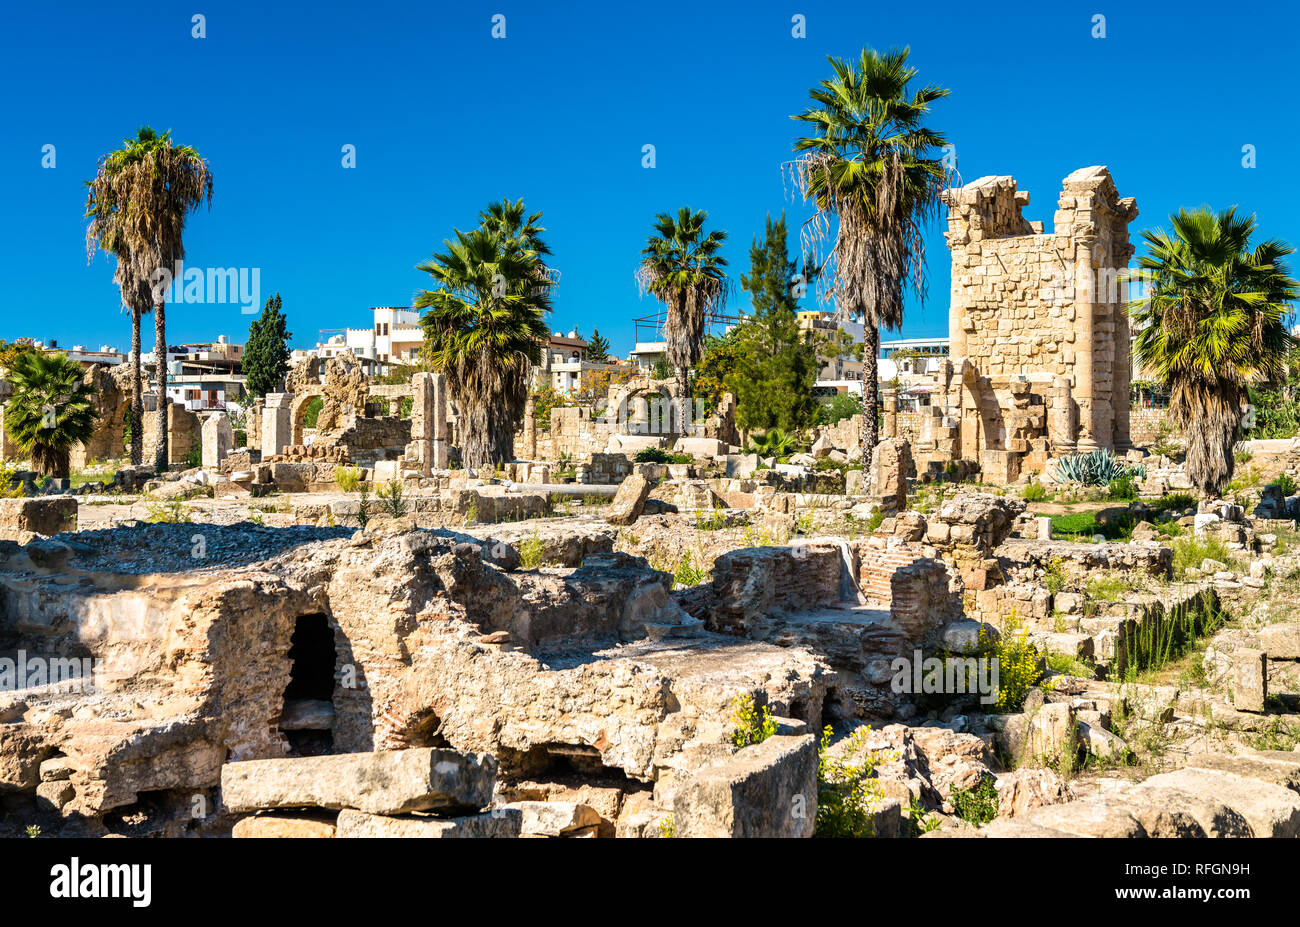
1051, 449, 1146, 486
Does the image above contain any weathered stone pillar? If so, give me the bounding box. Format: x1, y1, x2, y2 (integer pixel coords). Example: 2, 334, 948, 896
882, 388, 899, 439
1048, 375, 1076, 455
430, 373, 450, 469
523, 394, 538, 460
201, 412, 233, 468
410, 373, 436, 476
261, 393, 293, 459
1073, 238, 1098, 451
1112, 295, 1133, 451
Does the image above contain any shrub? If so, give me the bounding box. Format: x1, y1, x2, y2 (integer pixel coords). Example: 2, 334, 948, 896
334, 465, 362, 492
672, 552, 710, 588
375, 480, 407, 517
949, 776, 999, 825
1022, 482, 1049, 503
816, 725, 888, 837
1044, 556, 1067, 596
694, 507, 727, 531
747, 428, 797, 459
1272, 474, 1298, 496
1107, 475, 1138, 500
519, 532, 546, 569
1085, 572, 1131, 603
634, 447, 670, 464
988, 618, 1042, 713
729, 694, 777, 748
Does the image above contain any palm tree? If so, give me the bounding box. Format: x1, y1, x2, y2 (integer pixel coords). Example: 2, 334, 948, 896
84, 127, 212, 472
415, 220, 551, 468
480, 197, 558, 292
790, 47, 950, 468
1130, 207, 1297, 496
3, 351, 99, 480
636, 208, 729, 434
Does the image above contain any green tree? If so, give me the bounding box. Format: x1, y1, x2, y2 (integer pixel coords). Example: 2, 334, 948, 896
3, 351, 99, 480
637, 208, 729, 431
416, 205, 551, 467
693, 329, 742, 410
529, 384, 571, 432
791, 47, 950, 469
728, 213, 821, 432
84, 127, 213, 471
244, 293, 292, 398
1131, 207, 1297, 496
585, 328, 612, 363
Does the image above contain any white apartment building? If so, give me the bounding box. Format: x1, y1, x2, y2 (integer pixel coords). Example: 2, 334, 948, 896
536, 331, 621, 394
310, 307, 423, 376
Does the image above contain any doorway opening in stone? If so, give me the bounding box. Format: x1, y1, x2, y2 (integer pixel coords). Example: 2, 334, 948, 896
280, 613, 337, 757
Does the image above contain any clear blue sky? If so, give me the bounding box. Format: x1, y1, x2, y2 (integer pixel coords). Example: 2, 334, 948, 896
2, 0, 1296, 357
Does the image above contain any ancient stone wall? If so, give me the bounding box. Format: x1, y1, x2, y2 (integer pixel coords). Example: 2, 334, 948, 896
143, 402, 201, 467
944, 167, 1138, 463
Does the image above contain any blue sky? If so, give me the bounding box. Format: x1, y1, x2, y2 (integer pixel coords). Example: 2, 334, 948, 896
2, 0, 1297, 357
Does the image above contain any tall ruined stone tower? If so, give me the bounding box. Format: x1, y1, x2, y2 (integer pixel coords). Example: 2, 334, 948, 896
943, 166, 1138, 458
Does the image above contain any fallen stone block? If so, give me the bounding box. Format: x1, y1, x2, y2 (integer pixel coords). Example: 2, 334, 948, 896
978, 818, 1079, 838
1186, 753, 1300, 793
0, 497, 77, 538
1139, 768, 1300, 838
335, 808, 521, 838
605, 474, 653, 526
1258, 624, 1300, 660
513, 800, 603, 837
1121, 784, 1252, 838
672, 733, 817, 838
232, 811, 338, 838
220, 748, 496, 815
1025, 796, 1203, 838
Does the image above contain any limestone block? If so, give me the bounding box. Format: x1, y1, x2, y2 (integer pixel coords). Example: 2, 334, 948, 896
672, 734, 817, 838
201, 413, 233, 468
220, 748, 497, 815
232, 812, 338, 838
605, 474, 653, 526
335, 808, 521, 838
1231, 648, 1267, 713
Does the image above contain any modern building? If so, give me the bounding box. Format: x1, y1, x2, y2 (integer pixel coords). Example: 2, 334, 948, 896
536, 331, 621, 394
880, 337, 949, 376
312, 307, 423, 376
33, 341, 126, 368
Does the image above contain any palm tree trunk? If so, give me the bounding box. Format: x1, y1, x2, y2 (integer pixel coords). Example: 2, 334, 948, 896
676, 366, 689, 438
860, 324, 880, 470
153, 300, 168, 471
130, 307, 143, 466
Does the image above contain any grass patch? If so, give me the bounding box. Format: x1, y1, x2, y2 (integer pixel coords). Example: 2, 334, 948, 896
1050, 510, 1134, 542
1169, 535, 1240, 578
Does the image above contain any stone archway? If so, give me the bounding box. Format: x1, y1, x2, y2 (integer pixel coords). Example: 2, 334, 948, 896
609, 380, 682, 438
290, 393, 324, 446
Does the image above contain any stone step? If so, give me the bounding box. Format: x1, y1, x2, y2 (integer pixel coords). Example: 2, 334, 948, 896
220, 748, 496, 816
335, 808, 521, 838
1186, 752, 1300, 793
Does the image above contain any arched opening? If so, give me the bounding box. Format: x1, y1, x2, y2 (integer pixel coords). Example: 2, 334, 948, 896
280, 613, 337, 756
290, 393, 325, 445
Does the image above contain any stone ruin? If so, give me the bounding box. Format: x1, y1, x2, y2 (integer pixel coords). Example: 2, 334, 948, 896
805, 166, 1140, 487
